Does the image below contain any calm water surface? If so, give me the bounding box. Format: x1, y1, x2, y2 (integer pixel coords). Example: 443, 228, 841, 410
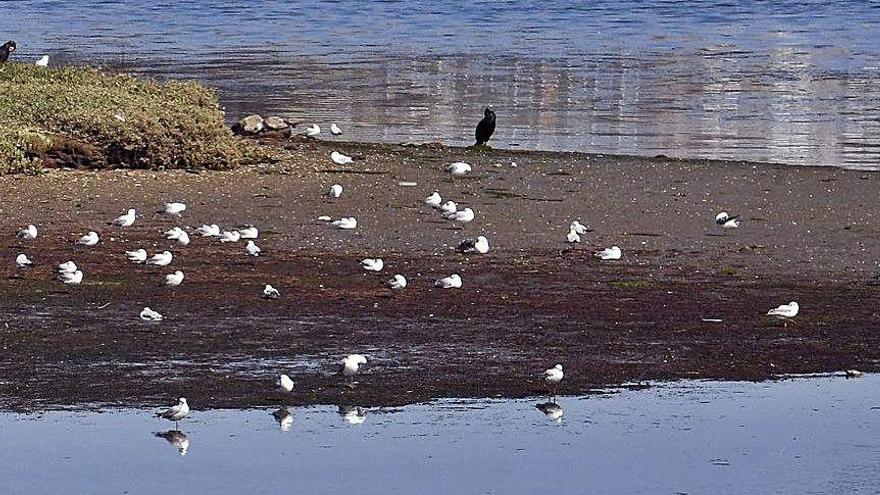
2, 376, 879, 493
2, 1, 880, 168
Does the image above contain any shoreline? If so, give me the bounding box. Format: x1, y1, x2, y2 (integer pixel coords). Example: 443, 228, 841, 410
1, 137, 878, 411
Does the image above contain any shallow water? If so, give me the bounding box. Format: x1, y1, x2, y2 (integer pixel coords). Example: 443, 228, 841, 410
3, 1, 880, 168
2, 375, 879, 493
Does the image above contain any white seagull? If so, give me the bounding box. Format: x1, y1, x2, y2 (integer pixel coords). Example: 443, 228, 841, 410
140, 307, 163, 321
238, 226, 259, 239
112, 209, 136, 227
767, 301, 799, 320
147, 251, 173, 266
165, 227, 190, 245
176, 231, 190, 246
35, 55, 49, 67
331, 151, 353, 165
219, 231, 241, 243
196, 224, 221, 237
596, 246, 622, 260
277, 374, 294, 394
570, 220, 588, 235
439, 201, 458, 215
566, 229, 581, 243
387, 274, 407, 290
330, 123, 342, 135
156, 398, 189, 426
715, 211, 741, 230
425, 191, 442, 208
245, 240, 261, 256
163, 202, 187, 216
445, 207, 475, 223
434, 274, 462, 289
126, 249, 148, 263
543, 364, 564, 393
328, 184, 343, 198
262, 284, 280, 299
361, 258, 384, 272
446, 162, 472, 176
77, 231, 100, 246
331, 217, 357, 230
341, 354, 368, 377
17, 224, 37, 240
456, 235, 489, 254
305, 124, 320, 136
58, 260, 77, 274
165, 270, 184, 287
15, 253, 32, 268
59, 270, 83, 285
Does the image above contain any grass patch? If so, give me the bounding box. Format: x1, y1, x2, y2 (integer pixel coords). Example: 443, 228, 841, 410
718, 267, 738, 276
0, 63, 248, 173
610, 280, 658, 290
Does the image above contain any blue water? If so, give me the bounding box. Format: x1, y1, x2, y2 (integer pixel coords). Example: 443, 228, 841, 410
2, 376, 879, 494
2, 1, 880, 168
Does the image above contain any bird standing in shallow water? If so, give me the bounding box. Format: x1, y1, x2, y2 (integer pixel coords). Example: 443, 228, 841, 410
474, 107, 496, 146
0, 41, 16, 63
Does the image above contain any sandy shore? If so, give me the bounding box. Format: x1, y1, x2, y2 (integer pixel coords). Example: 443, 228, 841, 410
1, 137, 878, 411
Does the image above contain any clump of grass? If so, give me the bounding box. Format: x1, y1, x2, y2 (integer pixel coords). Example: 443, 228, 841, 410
0, 63, 246, 173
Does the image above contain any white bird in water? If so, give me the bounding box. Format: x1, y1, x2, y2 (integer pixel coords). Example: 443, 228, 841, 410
59, 270, 83, 285
543, 364, 564, 394
126, 249, 148, 263
77, 231, 100, 246
15, 253, 32, 268
330, 123, 342, 135
434, 274, 462, 289
331, 151, 353, 165
238, 226, 259, 239
262, 284, 280, 299
35, 55, 48, 67
328, 184, 343, 198
165, 270, 184, 287
147, 251, 173, 266
58, 260, 77, 274
715, 211, 741, 230
163, 202, 187, 216
445, 207, 475, 223
196, 224, 221, 237
425, 191, 442, 208
341, 354, 368, 377
155, 430, 189, 456
112, 208, 136, 227
277, 374, 294, 394
566, 229, 581, 243
245, 240, 261, 256
570, 220, 588, 235
156, 398, 189, 426
361, 258, 384, 272
305, 124, 320, 136
339, 406, 366, 425
596, 246, 622, 260
446, 162, 472, 176
387, 274, 407, 290
140, 307, 164, 321
219, 230, 241, 243
331, 217, 357, 230
767, 301, 799, 327
439, 201, 458, 215
17, 224, 37, 240
456, 235, 489, 254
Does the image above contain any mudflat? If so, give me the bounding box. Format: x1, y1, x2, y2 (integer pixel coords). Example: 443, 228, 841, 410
1, 138, 877, 411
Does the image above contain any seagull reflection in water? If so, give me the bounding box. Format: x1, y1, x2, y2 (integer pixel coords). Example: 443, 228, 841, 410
155, 430, 189, 456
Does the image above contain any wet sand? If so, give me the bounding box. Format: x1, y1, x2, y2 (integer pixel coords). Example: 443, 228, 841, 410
1, 137, 879, 410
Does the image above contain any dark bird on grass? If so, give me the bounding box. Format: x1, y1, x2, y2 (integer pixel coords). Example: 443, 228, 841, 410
1, 41, 16, 63
474, 107, 496, 146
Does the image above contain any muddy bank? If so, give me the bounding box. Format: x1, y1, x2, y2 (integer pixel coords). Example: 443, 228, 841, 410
1, 138, 878, 411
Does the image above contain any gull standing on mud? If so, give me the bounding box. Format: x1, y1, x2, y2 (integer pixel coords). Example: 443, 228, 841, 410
361, 258, 384, 272
58, 260, 77, 274
387, 274, 407, 290
140, 307, 164, 321
59, 270, 83, 285
197, 224, 221, 237
767, 301, 799, 328
439, 200, 457, 216
570, 221, 588, 235
596, 246, 622, 260
147, 251, 173, 266
445, 207, 475, 223
17, 224, 37, 240
126, 249, 147, 263
77, 231, 100, 246
165, 270, 184, 287
15, 253, 32, 268
112, 208, 136, 227
163, 202, 186, 216
220, 230, 241, 243
330, 124, 342, 135
331, 217, 357, 230
156, 398, 189, 428
456, 235, 489, 254
435, 274, 462, 289
341, 354, 368, 378
331, 151, 353, 165
425, 191, 442, 208
277, 374, 294, 394
238, 226, 259, 239
446, 162, 472, 176
543, 364, 564, 394
245, 240, 261, 256
328, 184, 343, 198
262, 284, 280, 299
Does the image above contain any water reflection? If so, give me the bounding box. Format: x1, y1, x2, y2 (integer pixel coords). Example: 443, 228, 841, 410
535, 402, 564, 423
272, 408, 293, 432
338, 405, 366, 425
154, 430, 189, 456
